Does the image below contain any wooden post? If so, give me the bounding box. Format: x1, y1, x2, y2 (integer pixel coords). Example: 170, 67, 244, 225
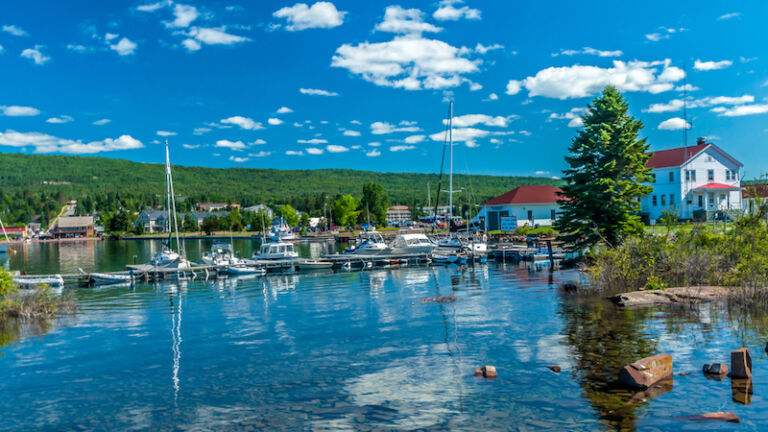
545, 238, 554, 272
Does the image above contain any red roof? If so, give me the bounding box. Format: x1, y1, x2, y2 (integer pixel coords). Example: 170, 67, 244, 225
645, 143, 708, 169
482, 185, 564, 206
694, 183, 740, 190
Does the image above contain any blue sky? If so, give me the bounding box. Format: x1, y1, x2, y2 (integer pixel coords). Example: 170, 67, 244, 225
0, 1, 766, 179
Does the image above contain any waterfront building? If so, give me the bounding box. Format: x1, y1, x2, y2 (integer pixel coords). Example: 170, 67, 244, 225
474, 185, 564, 230
2, 226, 28, 239
197, 203, 240, 211
641, 138, 742, 222
54, 216, 95, 238
386, 205, 411, 224
243, 204, 274, 218
135, 210, 229, 233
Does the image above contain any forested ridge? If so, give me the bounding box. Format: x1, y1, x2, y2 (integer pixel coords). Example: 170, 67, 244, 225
0, 152, 560, 224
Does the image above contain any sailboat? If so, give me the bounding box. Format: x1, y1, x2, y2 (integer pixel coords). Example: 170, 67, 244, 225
0, 216, 10, 254
148, 141, 190, 269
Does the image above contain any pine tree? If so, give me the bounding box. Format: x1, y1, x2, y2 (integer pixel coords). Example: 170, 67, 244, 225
556, 86, 653, 249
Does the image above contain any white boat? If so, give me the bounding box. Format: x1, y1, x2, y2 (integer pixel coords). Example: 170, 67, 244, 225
267, 218, 295, 242
345, 231, 389, 255
226, 265, 266, 276
297, 260, 333, 270
92, 273, 133, 285
437, 233, 487, 253
202, 242, 237, 266
252, 242, 298, 260
14, 274, 64, 288
145, 141, 191, 270
388, 233, 436, 255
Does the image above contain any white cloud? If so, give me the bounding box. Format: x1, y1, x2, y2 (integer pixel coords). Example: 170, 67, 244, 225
486, 92, 499, 101
285, 150, 304, 156
93, 118, 111, 125
505, 80, 521, 95
300, 87, 339, 96
66, 44, 92, 53
370, 121, 421, 134
535, 170, 550, 175
350, 120, 362, 125
216, 139, 247, 150
718, 12, 741, 20
693, 59, 733, 71
229, 155, 248, 163
182, 143, 200, 149
220, 116, 263, 130
549, 107, 587, 127
510, 59, 685, 99
429, 127, 489, 145
351, 145, 361, 149
166, 4, 199, 28
365, 149, 381, 157
326, 144, 348, 153
298, 138, 327, 144
343, 130, 361, 136
268, 118, 283, 125
645, 27, 684, 42
552, 47, 623, 57
404, 134, 425, 143
273, 2, 346, 31
157, 130, 177, 136
474, 43, 503, 54
1, 105, 40, 116
644, 99, 685, 113
433, 0, 480, 21
109, 37, 137, 56
277, 106, 293, 114
658, 117, 691, 130
182, 38, 201, 51
368, 142, 381, 147
186, 27, 250, 46
675, 84, 699, 92
0, 130, 143, 154
644, 95, 754, 113
0, 44, 4, 54
445, 114, 512, 127
251, 138, 267, 145
740, 56, 758, 63
390, 145, 415, 152
248, 151, 271, 157
292, 122, 303, 127
333, 34, 480, 90
519, 130, 531, 136
105, 33, 119, 41
46, 115, 73, 124
715, 104, 768, 117
20, 45, 50, 65
2, 25, 27, 37
376, 6, 442, 34
193, 127, 211, 135
137, 0, 171, 12
306, 147, 324, 155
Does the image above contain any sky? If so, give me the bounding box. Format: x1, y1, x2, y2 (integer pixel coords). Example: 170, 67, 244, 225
0, 0, 766, 179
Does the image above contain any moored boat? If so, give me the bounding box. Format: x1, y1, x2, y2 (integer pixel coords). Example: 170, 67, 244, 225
297, 260, 333, 270
13, 274, 65, 288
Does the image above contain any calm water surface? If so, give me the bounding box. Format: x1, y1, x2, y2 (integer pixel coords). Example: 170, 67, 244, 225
1, 240, 767, 431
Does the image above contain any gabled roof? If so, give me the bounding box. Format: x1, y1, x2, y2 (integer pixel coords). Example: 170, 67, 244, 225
481, 185, 564, 206
57, 216, 94, 228
645, 142, 742, 169
694, 183, 740, 190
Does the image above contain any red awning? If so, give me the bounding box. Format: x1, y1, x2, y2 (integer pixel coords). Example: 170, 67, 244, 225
693, 183, 740, 191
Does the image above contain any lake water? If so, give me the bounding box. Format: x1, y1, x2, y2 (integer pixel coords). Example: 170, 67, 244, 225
1, 240, 766, 431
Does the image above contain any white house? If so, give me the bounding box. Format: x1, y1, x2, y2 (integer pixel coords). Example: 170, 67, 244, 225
641, 138, 742, 222
474, 185, 563, 230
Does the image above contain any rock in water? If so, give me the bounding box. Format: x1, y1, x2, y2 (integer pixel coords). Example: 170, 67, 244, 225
548, 365, 561, 373
481, 365, 497, 378
684, 412, 740, 423
618, 354, 673, 389
730, 348, 752, 379
702, 363, 728, 376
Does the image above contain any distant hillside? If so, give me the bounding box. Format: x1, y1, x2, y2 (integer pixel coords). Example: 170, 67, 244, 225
0, 152, 560, 207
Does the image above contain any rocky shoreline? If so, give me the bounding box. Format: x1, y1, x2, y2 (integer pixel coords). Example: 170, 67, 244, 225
611, 286, 733, 307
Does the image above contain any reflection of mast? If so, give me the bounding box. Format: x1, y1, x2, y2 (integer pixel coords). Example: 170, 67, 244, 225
171, 288, 183, 403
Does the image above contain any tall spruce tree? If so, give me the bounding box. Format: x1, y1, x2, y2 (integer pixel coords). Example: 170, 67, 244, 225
556, 86, 653, 249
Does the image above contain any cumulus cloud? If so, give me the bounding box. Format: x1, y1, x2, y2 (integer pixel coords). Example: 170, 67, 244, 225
717, 12, 741, 20
644, 95, 754, 113
273, 2, 346, 31
185, 27, 250, 48
229, 155, 248, 163
2, 25, 27, 37
675, 84, 699, 92
376, 6, 442, 34
216, 139, 247, 150
110, 37, 137, 56
714, 104, 768, 117
251, 138, 267, 145
552, 47, 623, 57
157, 130, 177, 136
508, 59, 685, 99
693, 59, 733, 71
20, 45, 50, 65
370, 121, 421, 134
429, 127, 489, 147
285, 150, 304, 156
549, 107, 587, 127
343, 130, 361, 136
93, 119, 111, 125
433, 0, 481, 21
390, 145, 415, 152
326, 144, 348, 153
298, 138, 327, 144
474, 43, 503, 54
193, 127, 211, 135
445, 114, 512, 127
306, 147, 324, 155
0, 130, 143, 154
220, 116, 263, 130
1, 105, 40, 116
645, 27, 684, 42
300, 87, 339, 96
46, 115, 73, 124
368, 142, 381, 147
268, 118, 283, 125
165, 4, 199, 28
248, 151, 270, 157
182, 143, 200, 149
658, 117, 691, 130
485, 93, 499, 101
404, 134, 425, 143
277, 106, 293, 114
365, 149, 381, 157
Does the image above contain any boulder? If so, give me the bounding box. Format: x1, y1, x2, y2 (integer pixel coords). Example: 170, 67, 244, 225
702, 363, 728, 376
618, 354, 673, 389
548, 365, 561, 373
612, 286, 731, 307
730, 348, 752, 379
481, 365, 497, 378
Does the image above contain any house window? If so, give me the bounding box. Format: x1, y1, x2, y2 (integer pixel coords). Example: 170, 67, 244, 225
661, 195, 666, 206
685, 170, 696, 181
669, 172, 674, 182
698, 195, 703, 207
527, 210, 533, 221
725, 170, 731, 181
550, 209, 556, 220
652, 195, 657, 206
708, 169, 714, 181
686, 195, 692, 204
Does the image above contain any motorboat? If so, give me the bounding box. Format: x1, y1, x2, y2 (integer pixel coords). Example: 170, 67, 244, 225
202, 242, 237, 266
252, 242, 298, 260
79, 268, 134, 286
345, 231, 389, 255
436, 233, 488, 253
388, 233, 436, 255
149, 248, 191, 269
297, 260, 333, 270
14, 274, 65, 289
226, 265, 266, 276
267, 218, 295, 242
430, 251, 468, 266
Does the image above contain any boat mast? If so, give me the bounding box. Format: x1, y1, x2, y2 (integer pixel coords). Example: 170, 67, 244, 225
166, 140, 183, 257
165, 141, 172, 250
448, 100, 454, 221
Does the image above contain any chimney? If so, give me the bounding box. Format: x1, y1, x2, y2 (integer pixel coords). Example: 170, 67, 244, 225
696, 137, 706, 145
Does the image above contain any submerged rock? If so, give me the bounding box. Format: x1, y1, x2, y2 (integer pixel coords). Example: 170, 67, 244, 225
702, 363, 728, 377
618, 354, 673, 389
683, 412, 740, 423
420, 295, 457, 304
611, 286, 731, 307
548, 365, 561, 373
474, 365, 497, 378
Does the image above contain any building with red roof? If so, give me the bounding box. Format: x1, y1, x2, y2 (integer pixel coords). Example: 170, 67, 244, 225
475, 185, 564, 231
641, 138, 742, 222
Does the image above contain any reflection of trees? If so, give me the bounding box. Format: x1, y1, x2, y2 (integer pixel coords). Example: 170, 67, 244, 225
0, 317, 53, 351
558, 297, 658, 431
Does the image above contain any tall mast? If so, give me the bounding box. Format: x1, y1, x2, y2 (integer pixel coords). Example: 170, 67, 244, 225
166, 140, 183, 256
165, 141, 172, 249
427, 182, 431, 216
448, 99, 454, 220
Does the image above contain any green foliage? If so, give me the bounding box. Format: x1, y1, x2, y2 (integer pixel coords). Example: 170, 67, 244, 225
659, 208, 679, 235
333, 194, 361, 227
360, 182, 389, 226
556, 87, 653, 250
181, 214, 198, 232
276, 204, 299, 227
221, 208, 243, 232
243, 211, 269, 232
134, 220, 145, 235
644, 275, 667, 291
0, 267, 17, 298
201, 215, 220, 235
108, 209, 132, 233
515, 226, 558, 236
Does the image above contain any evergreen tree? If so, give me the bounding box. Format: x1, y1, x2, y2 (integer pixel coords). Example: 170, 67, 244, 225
556, 86, 653, 249
360, 182, 389, 227
333, 194, 361, 227
182, 214, 198, 232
